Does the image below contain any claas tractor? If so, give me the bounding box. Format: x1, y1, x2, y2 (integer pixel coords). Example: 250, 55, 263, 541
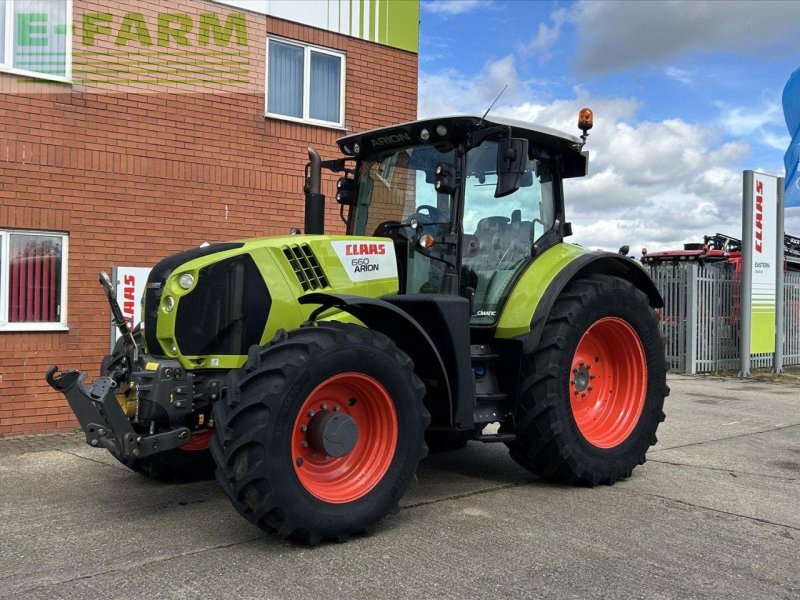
47, 112, 668, 544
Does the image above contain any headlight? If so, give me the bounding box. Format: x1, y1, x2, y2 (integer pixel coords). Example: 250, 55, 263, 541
178, 273, 195, 290
164, 296, 175, 312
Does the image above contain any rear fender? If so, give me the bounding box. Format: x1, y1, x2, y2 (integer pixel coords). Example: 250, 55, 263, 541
522, 253, 663, 354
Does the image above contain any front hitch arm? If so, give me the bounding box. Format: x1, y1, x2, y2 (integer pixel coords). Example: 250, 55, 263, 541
45, 366, 190, 463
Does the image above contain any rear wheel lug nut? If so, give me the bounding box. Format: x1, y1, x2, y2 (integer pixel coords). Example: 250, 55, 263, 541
301, 441, 308, 448
307, 410, 315, 417
295, 457, 303, 467
300, 425, 307, 432
321, 403, 328, 410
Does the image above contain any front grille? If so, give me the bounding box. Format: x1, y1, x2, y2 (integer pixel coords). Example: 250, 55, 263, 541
283, 244, 329, 291
142, 242, 244, 355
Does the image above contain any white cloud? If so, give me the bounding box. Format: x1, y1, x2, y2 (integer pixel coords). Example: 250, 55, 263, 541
419, 59, 754, 253
422, 0, 486, 16
519, 8, 567, 56
567, 1, 800, 75
716, 98, 790, 152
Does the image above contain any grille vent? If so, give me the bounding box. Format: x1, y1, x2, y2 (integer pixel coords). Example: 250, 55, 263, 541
283, 244, 329, 291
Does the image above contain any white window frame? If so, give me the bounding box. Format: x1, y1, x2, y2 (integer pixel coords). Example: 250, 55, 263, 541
0, 0, 72, 84
0, 229, 69, 332
265, 36, 345, 129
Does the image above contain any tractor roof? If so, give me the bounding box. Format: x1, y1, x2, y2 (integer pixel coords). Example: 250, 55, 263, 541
338, 114, 587, 178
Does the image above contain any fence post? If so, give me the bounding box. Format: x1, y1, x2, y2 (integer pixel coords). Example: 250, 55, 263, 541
740, 171, 753, 378
774, 177, 785, 373
686, 263, 699, 374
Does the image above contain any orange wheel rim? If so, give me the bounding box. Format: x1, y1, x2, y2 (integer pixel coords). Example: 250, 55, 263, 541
291, 373, 398, 504
569, 317, 647, 449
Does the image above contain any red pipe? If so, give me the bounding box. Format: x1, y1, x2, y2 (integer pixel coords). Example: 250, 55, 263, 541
26, 250, 34, 322
50, 253, 58, 322
33, 247, 42, 321
10, 251, 19, 322
17, 253, 27, 323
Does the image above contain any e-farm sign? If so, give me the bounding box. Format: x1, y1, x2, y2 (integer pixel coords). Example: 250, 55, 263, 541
741, 171, 779, 355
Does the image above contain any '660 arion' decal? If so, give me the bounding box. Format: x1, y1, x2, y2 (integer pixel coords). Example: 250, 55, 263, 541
330, 241, 398, 282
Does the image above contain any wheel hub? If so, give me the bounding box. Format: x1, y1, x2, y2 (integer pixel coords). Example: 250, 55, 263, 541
572, 364, 592, 393
306, 410, 359, 458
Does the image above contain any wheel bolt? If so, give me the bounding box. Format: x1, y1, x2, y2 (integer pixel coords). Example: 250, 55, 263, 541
579, 361, 584, 367
590, 375, 595, 380
307, 410, 315, 417
581, 392, 586, 398
300, 424, 307, 432
348, 397, 357, 406
321, 403, 328, 410
570, 380, 575, 385
296, 457, 303, 467
572, 368, 578, 374
301, 441, 308, 448
588, 386, 593, 392
333, 406, 340, 411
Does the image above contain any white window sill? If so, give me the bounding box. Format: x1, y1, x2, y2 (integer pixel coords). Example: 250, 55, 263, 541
0, 64, 72, 85
0, 323, 69, 332
266, 112, 347, 132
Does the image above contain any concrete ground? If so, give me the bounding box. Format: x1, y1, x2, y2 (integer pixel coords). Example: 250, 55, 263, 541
0, 374, 798, 600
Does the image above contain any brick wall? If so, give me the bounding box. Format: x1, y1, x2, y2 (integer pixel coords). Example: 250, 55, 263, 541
0, 0, 418, 435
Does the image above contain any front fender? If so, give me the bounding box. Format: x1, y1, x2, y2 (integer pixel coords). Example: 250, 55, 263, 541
299, 292, 454, 425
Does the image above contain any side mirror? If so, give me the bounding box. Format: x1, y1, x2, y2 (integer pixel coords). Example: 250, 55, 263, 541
495, 137, 529, 198
335, 177, 357, 206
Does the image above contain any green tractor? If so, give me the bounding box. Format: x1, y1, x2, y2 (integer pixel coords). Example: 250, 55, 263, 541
47, 112, 667, 544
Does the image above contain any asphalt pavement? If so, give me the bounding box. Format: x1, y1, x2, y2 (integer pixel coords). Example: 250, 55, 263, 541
0, 374, 798, 599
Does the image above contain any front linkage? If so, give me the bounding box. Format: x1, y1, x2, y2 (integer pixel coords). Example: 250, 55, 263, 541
46, 366, 190, 462
46, 272, 193, 464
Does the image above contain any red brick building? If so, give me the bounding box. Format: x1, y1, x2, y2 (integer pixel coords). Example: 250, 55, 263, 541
0, 0, 419, 435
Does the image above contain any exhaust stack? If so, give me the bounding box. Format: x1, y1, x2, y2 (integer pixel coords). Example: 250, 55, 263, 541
304, 148, 325, 234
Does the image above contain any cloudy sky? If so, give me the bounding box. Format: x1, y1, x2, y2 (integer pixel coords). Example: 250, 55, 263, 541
419, 0, 800, 252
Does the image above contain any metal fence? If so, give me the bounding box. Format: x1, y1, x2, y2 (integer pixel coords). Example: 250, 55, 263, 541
647, 263, 800, 373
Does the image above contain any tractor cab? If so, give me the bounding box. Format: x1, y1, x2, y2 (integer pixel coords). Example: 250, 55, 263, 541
324, 115, 588, 326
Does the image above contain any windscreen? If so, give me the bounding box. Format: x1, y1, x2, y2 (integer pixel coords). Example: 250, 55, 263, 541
350, 144, 455, 236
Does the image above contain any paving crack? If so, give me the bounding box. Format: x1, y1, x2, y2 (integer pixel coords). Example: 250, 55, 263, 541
618, 488, 800, 533
648, 458, 798, 482
650, 423, 800, 453
1, 534, 267, 597
58, 449, 125, 470
402, 481, 532, 510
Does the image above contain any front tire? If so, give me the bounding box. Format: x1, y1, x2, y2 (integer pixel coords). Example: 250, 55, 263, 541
510, 274, 668, 485
211, 323, 429, 544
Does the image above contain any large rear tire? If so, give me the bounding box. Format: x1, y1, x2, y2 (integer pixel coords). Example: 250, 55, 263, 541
509, 274, 667, 485
101, 331, 215, 482
211, 322, 429, 544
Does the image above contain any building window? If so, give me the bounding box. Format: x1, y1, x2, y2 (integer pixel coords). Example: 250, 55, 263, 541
266, 37, 344, 128
0, 230, 68, 331
0, 0, 72, 82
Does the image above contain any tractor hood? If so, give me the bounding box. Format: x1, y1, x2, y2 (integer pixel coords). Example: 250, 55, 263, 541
337, 114, 589, 178
142, 235, 399, 369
